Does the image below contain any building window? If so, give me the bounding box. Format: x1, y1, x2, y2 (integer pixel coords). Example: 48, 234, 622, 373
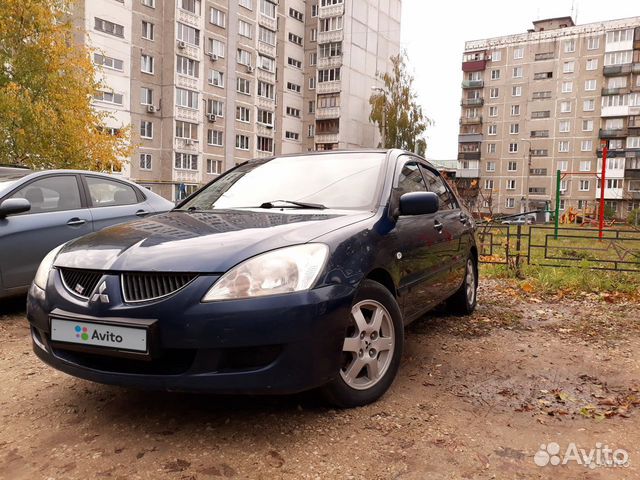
505, 197, 515, 208
491, 50, 502, 61
310, 28, 317, 42
506, 179, 516, 190
175, 152, 198, 170
509, 123, 519, 134
489, 106, 498, 117
558, 140, 570, 153
311, 4, 318, 17
140, 87, 153, 105
309, 77, 316, 90
288, 33, 303, 46
563, 61, 575, 73
207, 99, 224, 117
285, 131, 300, 141
564, 39, 576, 53
139, 153, 152, 170
259, 26, 276, 46
237, 49, 252, 66
320, 16, 343, 32
308, 101, 315, 113
236, 105, 251, 122
207, 158, 223, 174
484, 179, 494, 190
93, 90, 123, 105
491, 69, 500, 80
583, 99, 595, 111
512, 86, 522, 97
606, 29, 633, 43
286, 106, 301, 118
175, 120, 198, 140
260, 0, 276, 18
507, 161, 517, 171
209, 70, 225, 87
93, 53, 124, 71
94, 18, 124, 37
582, 119, 593, 131
257, 81, 275, 99
257, 109, 274, 126
177, 22, 200, 46
586, 58, 598, 70
604, 50, 632, 66
585, 79, 596, 91
238, 20, 253, 38
210, 7, 226, 27
580, 159, 592, 171
559, 120, 570, 133
289, 7, 304, 21
513, 47, 524, 60
489, 87, 499, 99
142, 0, 155, 7
561, 81, 573, 93
207, 129, 223, 146
558, 160, 568, 171
288, 57, 302, 69
235, 134, 250, 150
318, 68, 340, 82
239, 0, 252, 10
142, 21, 154, 40
319, 42, 342, 58
287, 82, 301, 93
488, 124, 497, 135
179, 0, 201, 14
512, 66, 523, 78
320, 0, 344, 5
579, 180, 590, 191
258, 55, 275, 72
236, 77, 250, 94
308, 124, 315, 137
510, 105, 520, 116
140, 121, 153, 139
175, 88, 198, 109
208, 38, 225, 57
508, 143, 518, 153
486, 161, 496, 172
257, 136, 273, 153
587, 36, 600, 50
141, 54, 154, 74
560, 101, 571, 113
177, 55, 199, 77
487, 143, 496, 153
309, 52, 317, 66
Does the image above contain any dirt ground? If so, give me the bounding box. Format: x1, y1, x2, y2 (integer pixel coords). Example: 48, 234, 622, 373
1, 280, 640, 480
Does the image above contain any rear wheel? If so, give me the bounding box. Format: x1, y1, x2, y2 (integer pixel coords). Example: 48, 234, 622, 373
321, 280, 403, 408
447, 256, 478, 315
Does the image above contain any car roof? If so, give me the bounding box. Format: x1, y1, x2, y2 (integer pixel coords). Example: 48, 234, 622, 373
0, 166, 33, 181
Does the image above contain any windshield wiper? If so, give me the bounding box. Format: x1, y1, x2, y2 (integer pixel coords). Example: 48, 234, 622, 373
259, 200, 326, 210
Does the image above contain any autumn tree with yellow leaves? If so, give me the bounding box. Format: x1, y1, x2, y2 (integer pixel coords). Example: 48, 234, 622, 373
0, 0, 130, 170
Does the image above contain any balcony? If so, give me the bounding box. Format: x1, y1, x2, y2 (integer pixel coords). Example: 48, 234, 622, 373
317, 29, 344, 44
175, 106, 200, 123
315, 133, 340, 144
317, 56, 342, 69
256, 123, 274, 138
460, 116, 482, 125
258, 15, 277, 31
257, 41, 276, 58
458, 133, 482, 143
256, 68, 276, 83
176, 8, 199, 28
315, 106, 340, 119
176, 42, 200, 61
317, 80, 341, 94
318, 3, 344, 17
174, 137, 199, 152
595, 187, 624, 200
461, 80, 484, 89
633, 63, 640, 73
626, 169, 640, 180
457, 168, 480, 178
457, 152, 481, 160
534, 52, 555, 61
176, 74, 198, 90
601, 86, 630, 96
256, 96, 276, 111
255, 150, 273, 159
603, 64, 632, 76
599, 128, 628, 139
461, 98, 484, 107
597, 149, 640, 158
462, 60, 487, 72
172, 169, 199, 184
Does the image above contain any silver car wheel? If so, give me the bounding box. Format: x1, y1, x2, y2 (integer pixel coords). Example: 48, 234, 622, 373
465, 259, 476, 306
340, 300, 395, 391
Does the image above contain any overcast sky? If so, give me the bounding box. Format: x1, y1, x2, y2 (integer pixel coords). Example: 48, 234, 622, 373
400, 0, 640, 160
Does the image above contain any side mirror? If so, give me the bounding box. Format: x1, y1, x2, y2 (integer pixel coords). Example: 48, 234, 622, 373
0, 198, 31, 218
399, 192, 439, 216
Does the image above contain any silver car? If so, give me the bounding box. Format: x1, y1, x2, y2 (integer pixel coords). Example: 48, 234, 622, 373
0, 167, 173, 299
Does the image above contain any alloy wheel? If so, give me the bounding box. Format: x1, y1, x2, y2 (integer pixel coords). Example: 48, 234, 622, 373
465, 259, 476, 306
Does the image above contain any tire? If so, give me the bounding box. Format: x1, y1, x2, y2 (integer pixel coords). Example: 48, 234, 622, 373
321, 279, 404, 408
447, 255, 478, 315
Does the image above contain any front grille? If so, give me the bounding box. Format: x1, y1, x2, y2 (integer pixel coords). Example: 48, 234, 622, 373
122, 272, 197, 303
59, 268, 103, 299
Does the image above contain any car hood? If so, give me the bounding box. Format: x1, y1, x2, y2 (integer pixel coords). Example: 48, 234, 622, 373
54, 209, 373, 273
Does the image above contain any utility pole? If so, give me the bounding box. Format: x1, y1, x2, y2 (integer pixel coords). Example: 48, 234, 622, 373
520, 138, 533, 213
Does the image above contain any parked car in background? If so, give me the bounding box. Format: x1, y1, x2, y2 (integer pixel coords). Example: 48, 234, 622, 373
27, 150, 478, 407
0, 167, 173, 299
501, 214, 536, 225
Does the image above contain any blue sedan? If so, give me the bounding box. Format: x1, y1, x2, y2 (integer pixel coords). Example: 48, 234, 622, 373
0, 167, 173, 299
27, 150, 478, 407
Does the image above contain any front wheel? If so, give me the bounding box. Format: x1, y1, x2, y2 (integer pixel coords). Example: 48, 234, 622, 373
321, 280, 404, 408
447, 256, 478, 315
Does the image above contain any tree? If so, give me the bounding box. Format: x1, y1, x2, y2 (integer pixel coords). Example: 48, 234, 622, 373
0, 0, 130, 170
369, 52, 431, 156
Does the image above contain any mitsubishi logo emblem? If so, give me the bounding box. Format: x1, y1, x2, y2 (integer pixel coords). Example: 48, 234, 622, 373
90, 281, 110, 304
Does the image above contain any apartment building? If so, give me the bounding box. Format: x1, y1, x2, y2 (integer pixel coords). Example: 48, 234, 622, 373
458, 16, 640, 219
79, 0, 401, 200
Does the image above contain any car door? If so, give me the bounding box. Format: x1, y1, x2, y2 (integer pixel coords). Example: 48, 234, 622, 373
82, 175, 151, 232
0, 174, 91, 290
391, 159, 449, 320
421, 166, 468, 295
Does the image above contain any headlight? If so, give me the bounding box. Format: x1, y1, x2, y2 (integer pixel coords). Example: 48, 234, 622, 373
202, 244, 329, 302
33, 244, 65, 290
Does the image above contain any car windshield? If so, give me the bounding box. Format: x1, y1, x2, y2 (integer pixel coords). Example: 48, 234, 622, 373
180, 152, 387, 211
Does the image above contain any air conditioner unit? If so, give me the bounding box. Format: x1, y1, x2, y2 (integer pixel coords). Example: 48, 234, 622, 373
246, 66, 254, 73
146, 105, 156, 113
209, 53, 219, 62
207, 114, 217, 122
177, 40, 186, 49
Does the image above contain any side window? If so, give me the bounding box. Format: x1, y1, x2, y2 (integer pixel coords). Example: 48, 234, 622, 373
397, 162, 427, 195
421, 167, 456, 210
10, 176, 82, 213
86, 177, 139, 207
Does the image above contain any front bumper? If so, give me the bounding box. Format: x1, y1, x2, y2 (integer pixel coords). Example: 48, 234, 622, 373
27, 269, 355, 394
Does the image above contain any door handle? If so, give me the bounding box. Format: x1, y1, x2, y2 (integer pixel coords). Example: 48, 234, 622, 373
136, 209, 150, 217
434, 220, 443, 233
67, 218, 86, 226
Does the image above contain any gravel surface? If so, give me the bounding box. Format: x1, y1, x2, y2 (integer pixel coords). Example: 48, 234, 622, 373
1, 280, 639, 479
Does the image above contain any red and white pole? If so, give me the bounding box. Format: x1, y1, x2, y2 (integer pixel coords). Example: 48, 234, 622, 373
599, 144, 608, 240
